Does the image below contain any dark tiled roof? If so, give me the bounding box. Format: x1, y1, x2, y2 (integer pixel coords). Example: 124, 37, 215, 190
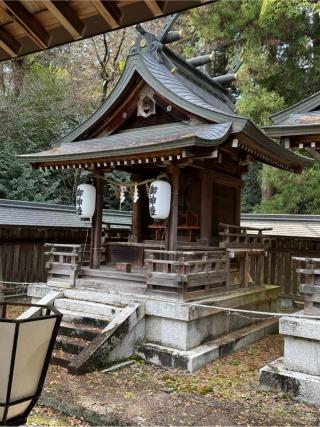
0, 199, 132, 229
141, 53, 235, 116
1, 198, 319, 238
269, 91, 320, 125
19, 122, 232, 163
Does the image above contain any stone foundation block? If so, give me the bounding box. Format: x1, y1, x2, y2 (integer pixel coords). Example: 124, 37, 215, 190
280, 316, 320, 376
260, 358, 320, 407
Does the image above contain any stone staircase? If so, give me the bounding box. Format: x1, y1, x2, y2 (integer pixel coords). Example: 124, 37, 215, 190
51, 294, 126, 370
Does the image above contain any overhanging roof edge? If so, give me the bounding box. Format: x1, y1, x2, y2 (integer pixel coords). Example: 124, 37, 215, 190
269, 91, 320, 125
242, 120, 314, 169
263, 124, 320, 138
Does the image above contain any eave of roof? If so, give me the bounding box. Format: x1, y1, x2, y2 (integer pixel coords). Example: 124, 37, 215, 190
0, 1, 215, 63
241, 120, 314, 170
269, 91, 320, 125
263, 123, 320, 138
18, 122, 232, 163
241, 213, 320, 239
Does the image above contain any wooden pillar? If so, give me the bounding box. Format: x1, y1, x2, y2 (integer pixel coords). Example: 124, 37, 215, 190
200, 170, 213, 245
166, 165, 179, 251
90, 171, 104, 270
130, 176, 142, 243
240, 252, 249, 288
234, 186, 241, 226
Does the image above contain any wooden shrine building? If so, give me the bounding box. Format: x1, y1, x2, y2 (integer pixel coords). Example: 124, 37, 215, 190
19, 19, 313, 301
264, 91, 320, 161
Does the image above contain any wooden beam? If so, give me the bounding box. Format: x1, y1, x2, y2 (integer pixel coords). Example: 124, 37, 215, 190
143, 0, 163, 17
45, 1, 85, 40
130, 175, 144, 243
157, 0, 170, 14
1, 1, 51, 49
92, 0, 120, 29
0, 26, 21, 57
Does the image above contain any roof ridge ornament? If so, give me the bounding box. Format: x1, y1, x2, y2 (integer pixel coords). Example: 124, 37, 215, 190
130, 13, 182, 59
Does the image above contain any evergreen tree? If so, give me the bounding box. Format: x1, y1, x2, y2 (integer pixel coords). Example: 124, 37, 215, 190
187, 0, 320, 213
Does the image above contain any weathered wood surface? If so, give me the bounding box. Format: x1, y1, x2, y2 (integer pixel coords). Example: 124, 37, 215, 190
0, 228, 88, 297
292, 256, 320, 314
145, 249, 227, 300
45, 243, 82, 288
263, 237, 320, 298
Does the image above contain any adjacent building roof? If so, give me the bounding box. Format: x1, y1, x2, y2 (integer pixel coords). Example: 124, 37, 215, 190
0, 1, 214, 62
241, 213, 320, 239
264, 91, 320, 138
263, 91, 320, 159
269, 91, 320, 125
1, 198, 320, 239
0, 199, 131, 229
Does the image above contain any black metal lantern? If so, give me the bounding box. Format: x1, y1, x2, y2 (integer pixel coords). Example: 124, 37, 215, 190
0, 302, 62, 426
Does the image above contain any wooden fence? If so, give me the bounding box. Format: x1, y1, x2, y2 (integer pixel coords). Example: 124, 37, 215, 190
0, 228, 88, 297
263, 236, 320, 298
2, 229, 320, 300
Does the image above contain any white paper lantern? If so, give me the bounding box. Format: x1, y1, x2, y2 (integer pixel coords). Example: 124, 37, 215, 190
149, 180, 171, 220
76, 184, 96, 220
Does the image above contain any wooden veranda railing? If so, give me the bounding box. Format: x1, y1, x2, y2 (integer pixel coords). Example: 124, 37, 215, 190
219, 223, 272, 249
145, 249, 227, 300
45, 243, 82, 287
219, 223, 271, 288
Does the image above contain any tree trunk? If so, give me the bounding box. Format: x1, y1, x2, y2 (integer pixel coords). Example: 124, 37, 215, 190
12, 57, 28, 97
261, 182, 275, 201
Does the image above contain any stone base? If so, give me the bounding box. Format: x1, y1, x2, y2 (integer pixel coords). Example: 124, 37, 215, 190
280, 314, 320, 376
260, 358, 320, 406
137, 317, 278, 372
28, 283, 280, 372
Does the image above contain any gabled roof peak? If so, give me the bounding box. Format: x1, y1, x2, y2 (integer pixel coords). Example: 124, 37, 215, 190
129, 14, 236, 104
270, 91, 320, 125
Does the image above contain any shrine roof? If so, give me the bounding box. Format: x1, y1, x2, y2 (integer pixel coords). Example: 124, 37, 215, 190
19, 21, 314, 173
19, 122, 232, 163
0, 199, 131, 229
269, 91, 320, 125
19, 121, 313, 172
264, 92, 320, 138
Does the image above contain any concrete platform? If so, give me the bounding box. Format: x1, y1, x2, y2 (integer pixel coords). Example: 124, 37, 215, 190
28, 283, 280, 372
260, 358, 320, 407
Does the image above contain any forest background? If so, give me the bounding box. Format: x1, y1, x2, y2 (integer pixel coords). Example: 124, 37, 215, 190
1, 0, 320, 213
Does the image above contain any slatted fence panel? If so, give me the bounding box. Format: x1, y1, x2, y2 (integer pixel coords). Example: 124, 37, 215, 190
264, 236, 320, 298
0, 228, 88, 297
